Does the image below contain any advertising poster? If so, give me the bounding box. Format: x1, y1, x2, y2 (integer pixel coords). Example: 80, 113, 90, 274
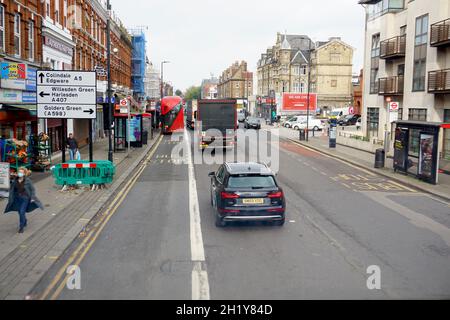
128, 117, 141, 142
0, 163, 10, 198
418, 134, 434, 178
394, 128, 408, 172
282, 93, 317, 112
1, 62, 26, 80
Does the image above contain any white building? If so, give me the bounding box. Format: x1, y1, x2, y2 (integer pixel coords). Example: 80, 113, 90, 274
360, 0, 450, 171
144, 62, 161, 100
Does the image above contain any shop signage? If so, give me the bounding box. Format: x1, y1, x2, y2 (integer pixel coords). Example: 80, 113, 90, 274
26, 66, 37, 91
22, 92, 37, 104
0, 89, 22, 103
44, 36, 73, 56
1, 63, 26, 80
36, 70, 97, 119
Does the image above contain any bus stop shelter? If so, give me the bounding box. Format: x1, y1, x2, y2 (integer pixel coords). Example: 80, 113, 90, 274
114, 113, 152, 152
393, 121, 442, 185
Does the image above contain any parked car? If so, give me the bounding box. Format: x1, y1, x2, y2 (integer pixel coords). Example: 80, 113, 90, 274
238, 112, 246, 123
338, 114, 361, 126
284, 116, 315, 128
244, 117, 261, 130
209, 162, 286, 227
292, 119, 324, 131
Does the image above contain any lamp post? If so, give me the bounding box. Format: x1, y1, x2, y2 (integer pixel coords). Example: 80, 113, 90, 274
160, 61, 170, 99
106, 0, 113, 162
306, 38, 313, 141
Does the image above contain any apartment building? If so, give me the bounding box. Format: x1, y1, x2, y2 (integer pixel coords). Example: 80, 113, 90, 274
0, 0, 43, 145
359, 0, 450, 170
218, 61, 253, 99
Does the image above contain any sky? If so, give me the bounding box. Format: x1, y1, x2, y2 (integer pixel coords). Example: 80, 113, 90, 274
110, 0, 366, 92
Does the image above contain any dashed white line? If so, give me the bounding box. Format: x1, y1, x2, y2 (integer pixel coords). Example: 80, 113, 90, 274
185, 129, 210, 300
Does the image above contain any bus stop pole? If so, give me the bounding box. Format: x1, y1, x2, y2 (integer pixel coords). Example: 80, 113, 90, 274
89, 119, 93, 162
127, 102, 131, 156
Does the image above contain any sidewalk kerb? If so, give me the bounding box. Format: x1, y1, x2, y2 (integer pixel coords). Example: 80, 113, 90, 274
4, 134, 161, 300
287, 138, 450, 203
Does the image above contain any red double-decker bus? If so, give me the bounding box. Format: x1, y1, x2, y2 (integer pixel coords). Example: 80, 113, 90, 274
161, 96, 184, 134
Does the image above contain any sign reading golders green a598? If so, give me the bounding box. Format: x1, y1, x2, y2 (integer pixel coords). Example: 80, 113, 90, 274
36, 70, 97, 119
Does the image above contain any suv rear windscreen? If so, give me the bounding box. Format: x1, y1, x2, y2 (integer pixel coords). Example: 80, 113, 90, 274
227, 175, 276, 189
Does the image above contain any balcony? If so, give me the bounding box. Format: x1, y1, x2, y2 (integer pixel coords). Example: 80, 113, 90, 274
378, 76, 404, 96
428, 69, 450, 94
430, 18, 450, 47
380, 35, 406, 59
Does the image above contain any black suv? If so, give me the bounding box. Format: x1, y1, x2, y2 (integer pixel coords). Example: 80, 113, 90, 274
338, 114, 361, 126
209, 162, 286, 227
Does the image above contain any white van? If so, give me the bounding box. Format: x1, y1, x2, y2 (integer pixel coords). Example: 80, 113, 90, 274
292, 119, 324, 131
284, 115, 315, 128
329, 107, 350, 120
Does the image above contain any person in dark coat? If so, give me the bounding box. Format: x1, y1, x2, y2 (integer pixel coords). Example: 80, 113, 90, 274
4, 168, 44, 233
67, 133, 79, 161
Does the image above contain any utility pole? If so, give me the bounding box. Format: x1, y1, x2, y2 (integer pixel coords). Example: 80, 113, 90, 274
107, 0, 113, 162
160, 61, 170, 99
306, 38, 312, 142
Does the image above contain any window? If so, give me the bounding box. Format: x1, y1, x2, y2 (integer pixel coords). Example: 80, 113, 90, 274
0, 6, 4, 51
367, 107, 379, 138
301, 65, 307, 75
408, 108, 427, 121
63, 0, 68, 27
331, 79, 337, 87
413, 15, 428, 91
409, 129, 421, 157
28, 21, 34, 61
330, 53, 341, 63
444, 110, 450, 161
370, 34, 380, 94
46, 0, 50, 17
227, 176, 276, 189
300, 82, 305, 93
400, 25, 407, 36
398, 108, 403, 121
55, 0, 60, 24
14, 14, 21, 57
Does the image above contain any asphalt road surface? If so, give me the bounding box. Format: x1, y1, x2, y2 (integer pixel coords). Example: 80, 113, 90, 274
31, 126, 450, 300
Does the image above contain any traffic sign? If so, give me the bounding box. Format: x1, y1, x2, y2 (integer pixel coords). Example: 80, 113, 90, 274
36, 70, 97, 119
389, 102, 399, 112
120, 99, 128, 107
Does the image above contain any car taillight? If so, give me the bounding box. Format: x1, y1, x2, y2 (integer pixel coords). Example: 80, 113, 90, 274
268, 191, 283, 198
221, 192, 239, 199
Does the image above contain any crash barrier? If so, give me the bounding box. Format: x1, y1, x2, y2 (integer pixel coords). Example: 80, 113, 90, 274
52, 161, 116, 186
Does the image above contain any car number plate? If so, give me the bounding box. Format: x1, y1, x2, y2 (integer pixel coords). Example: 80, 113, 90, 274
243, 198, 264, 204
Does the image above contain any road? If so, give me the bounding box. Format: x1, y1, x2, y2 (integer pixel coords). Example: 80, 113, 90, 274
31, 125, 450, 300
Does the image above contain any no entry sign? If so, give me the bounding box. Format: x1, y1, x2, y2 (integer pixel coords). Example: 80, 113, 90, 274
36, 70, 97, 119
389, 102, 399, 112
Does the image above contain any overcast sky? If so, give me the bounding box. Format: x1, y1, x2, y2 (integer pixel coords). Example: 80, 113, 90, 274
110, 0, 366, 92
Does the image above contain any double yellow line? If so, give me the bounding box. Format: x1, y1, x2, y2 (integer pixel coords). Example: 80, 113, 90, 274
39, 135, 163, 300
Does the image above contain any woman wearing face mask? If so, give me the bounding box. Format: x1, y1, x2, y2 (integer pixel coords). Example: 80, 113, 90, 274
4, 168, 44, 234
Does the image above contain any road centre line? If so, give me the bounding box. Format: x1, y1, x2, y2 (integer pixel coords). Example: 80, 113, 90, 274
184, 129, 210, 300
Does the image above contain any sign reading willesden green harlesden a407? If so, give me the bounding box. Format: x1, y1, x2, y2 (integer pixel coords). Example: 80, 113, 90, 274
36, 70, 97, 119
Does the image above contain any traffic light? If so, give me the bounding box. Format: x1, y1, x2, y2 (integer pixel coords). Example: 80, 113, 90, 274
271, 105, 277, 122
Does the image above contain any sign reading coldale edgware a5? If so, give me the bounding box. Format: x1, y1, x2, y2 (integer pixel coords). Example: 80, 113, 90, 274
36, 71, 97, 119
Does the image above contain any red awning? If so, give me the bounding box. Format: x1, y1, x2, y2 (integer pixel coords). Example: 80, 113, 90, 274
442, 124, 450, 129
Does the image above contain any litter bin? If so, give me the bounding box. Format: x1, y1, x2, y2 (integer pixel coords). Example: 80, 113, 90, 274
142, 131, 148, 145
374, 149, 385, 168
299, 129, 306, 141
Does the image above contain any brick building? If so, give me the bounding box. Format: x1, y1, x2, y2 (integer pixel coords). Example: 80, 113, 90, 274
0, 0, 43, 146
218, 61, 253, 99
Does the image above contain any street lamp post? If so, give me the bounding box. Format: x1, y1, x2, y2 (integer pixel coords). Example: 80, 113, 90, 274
306, 39, 313, 142
160, 61, 170, 99
106, 0, 113, 162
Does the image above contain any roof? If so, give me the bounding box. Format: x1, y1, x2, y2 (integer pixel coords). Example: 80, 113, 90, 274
281, 35, 291, 50
395, 120, 443, 128
225, 162, 273, 175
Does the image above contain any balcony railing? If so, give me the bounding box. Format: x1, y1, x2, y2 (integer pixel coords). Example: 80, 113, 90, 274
428, 69, 450, 94
378, 75, 404, 95
430, 18, 450, 47
380, 35, 406, 59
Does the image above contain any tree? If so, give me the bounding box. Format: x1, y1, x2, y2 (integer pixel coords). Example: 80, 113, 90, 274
184, 86, 201, 100
175, 89, 183, 97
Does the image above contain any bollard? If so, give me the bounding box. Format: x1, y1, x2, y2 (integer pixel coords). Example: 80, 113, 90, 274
299, 129, 306, 141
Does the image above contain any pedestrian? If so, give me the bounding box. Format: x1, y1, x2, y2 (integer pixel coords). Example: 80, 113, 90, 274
4, 168, 44, 234
67, 133, 79, 161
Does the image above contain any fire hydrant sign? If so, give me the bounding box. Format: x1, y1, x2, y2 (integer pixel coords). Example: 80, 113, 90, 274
36, 70, 97, 119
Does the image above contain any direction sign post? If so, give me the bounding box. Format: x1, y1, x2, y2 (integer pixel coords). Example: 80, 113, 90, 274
37, 70, 97, 162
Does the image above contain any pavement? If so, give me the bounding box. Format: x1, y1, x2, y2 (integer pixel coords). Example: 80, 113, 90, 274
265, 123, 450, 202
28, 125, 450, 300
0, 131, 160, 300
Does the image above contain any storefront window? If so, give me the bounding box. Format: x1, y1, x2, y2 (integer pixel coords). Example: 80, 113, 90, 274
444, 110, 450, 161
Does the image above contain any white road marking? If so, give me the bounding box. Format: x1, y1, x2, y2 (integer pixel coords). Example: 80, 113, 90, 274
185, 129, 210, 300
